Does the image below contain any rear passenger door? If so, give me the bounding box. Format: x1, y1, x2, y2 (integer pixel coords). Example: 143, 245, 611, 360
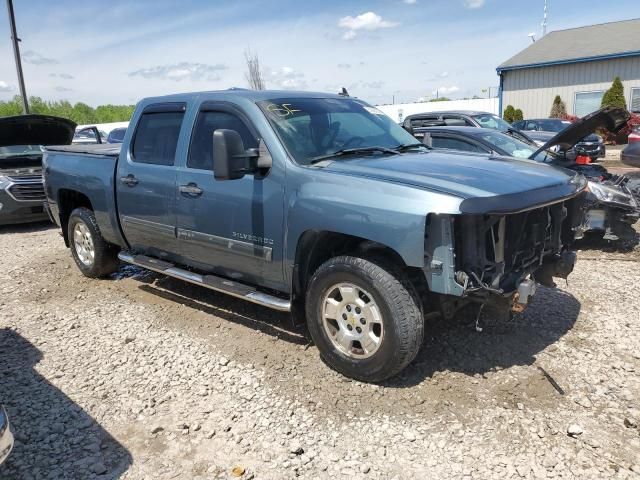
116, 102, 186, 257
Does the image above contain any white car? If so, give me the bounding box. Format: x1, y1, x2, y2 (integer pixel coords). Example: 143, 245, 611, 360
0, 406, 13, 466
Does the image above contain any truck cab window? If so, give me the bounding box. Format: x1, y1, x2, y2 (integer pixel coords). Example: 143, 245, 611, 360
132, 111, 185, 166
188, 111, 258, 170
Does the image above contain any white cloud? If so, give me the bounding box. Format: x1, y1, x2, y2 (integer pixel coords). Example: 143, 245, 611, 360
128, 62, 227, 82
50, 73, 75, 80
22, 50, 58, 65
337, 63, 351, 69
434, 85, 460, 95
463, 0, 485, 8
338, 12, 399, 40
266, 66, 307, 90
404, 0, 417, 4
0, 81, 13, 92
342, 30, 357, 41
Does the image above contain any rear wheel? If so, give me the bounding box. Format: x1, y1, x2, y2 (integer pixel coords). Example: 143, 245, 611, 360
305, 255, 423, 382
68, 207, 119, 278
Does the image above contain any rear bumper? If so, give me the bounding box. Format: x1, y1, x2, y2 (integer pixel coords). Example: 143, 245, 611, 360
0, 189, 49, 225
0, 406, 13, 466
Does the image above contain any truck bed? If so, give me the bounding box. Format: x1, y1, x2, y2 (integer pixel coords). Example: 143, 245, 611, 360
43, 144, 125, 249
45, 144, 121, 157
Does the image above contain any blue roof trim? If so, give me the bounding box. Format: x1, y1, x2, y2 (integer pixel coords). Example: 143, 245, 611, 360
496, 50, 640, 73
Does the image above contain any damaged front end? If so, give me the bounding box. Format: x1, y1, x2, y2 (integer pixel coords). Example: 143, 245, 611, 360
423, 188, 586, 319
581, 179, 640, 244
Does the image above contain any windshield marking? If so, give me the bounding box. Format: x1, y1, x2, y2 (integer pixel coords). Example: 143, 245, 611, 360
266, 103, 301, 117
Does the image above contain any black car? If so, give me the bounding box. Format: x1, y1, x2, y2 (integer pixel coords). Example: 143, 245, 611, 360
512, 118, 605, 160
0, 115, 76, 225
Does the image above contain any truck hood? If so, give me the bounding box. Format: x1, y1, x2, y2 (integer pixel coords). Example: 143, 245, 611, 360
0, 114, 76, 147
323, 150, 584, 213
531, 107, 629, 158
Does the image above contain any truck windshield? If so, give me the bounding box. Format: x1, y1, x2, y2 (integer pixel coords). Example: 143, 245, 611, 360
257, 97, 419, 165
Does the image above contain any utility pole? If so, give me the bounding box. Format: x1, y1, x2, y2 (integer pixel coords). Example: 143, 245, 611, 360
6, 0, 29, 114
542, 0, 548, 36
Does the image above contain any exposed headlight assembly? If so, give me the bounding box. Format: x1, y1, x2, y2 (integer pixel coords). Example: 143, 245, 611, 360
588, 181, 637, 208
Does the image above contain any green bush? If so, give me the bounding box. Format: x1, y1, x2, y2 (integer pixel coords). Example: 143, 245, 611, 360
503, 105, 516, 123
514, 108, 523, 122
0, 95, 135, 124
549, 95, 567, 118
601, 77, 627, 109
503, 105, 523, 123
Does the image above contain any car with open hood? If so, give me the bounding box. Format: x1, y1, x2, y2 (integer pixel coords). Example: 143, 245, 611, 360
419, 107, 638, 244
512, 118, 606, 161
0, 114, 76, 225
43, 90, 586, 382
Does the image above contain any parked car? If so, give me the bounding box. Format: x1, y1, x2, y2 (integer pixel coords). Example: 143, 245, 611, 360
44, 90, 586, 382
512, 118, 606, 160
621, 141, 640, 168
0, 114, 76, 225
0, 405, 13, 466
402, 110, 533, 143
106, 127, 127, 144
72, 126, 107, 145
419, 107, 638, 244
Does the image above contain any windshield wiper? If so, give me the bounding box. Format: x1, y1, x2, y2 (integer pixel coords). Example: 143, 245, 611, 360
309, 146, 400, 164
394, 142, 429, 152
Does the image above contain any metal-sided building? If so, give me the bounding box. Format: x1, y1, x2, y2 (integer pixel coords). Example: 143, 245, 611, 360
497, 18, 640, 119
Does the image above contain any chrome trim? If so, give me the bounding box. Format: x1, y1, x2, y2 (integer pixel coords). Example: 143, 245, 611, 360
4, 176, 46, 203
177, 228, 273, 261
121, 215, 176, 237
118, 252, 290, 312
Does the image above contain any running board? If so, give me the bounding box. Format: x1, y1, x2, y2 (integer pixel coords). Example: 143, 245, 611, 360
118, 252, 291, 312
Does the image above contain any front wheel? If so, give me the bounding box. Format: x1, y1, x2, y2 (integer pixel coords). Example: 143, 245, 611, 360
305, 256, 423, 383
68, 207, 119, 278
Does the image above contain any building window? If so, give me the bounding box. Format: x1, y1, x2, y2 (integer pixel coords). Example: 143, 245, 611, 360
631, 88, 640, 113
574, 91, 604, 117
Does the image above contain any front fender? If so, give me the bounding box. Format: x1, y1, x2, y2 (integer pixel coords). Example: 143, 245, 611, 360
284, 168, 463, 271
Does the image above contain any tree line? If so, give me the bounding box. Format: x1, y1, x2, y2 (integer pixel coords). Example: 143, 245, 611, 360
0, 95, 135, 124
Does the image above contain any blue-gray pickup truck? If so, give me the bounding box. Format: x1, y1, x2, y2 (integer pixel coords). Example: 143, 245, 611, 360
43, 90, 586, 382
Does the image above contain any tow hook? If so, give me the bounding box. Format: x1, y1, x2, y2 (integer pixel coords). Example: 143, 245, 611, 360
511, 279, 537, 313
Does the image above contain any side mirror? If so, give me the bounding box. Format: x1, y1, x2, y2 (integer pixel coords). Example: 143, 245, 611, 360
213, 129, 251, 180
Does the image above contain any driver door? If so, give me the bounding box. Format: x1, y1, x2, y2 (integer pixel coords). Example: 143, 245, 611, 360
175, 102, 285, 290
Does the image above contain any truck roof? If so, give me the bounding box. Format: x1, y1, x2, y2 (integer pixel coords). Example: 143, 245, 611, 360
142, 89, 345, 104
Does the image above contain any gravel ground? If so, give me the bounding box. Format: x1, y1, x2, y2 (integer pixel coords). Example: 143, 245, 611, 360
0, 223, 639, 479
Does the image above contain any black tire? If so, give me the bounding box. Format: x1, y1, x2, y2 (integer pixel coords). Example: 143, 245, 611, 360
67, 207, 119, 278
305, 255, 423, 383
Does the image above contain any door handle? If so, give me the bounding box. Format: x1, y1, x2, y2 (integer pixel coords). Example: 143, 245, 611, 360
179, 183, 203, 197
120, 174, 138, 186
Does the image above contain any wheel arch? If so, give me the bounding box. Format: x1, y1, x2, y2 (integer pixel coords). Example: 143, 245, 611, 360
291, 230, 428, 314
57, 189, 94, 247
